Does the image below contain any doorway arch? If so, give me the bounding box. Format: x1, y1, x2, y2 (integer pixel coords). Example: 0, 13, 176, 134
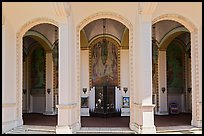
76, 11, 133, 128
152, 14, 200, 127
16, 17, 58, 126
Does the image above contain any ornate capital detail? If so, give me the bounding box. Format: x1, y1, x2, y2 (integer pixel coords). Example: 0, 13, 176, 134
138, 2, 157, 15
53, 2, 71, 17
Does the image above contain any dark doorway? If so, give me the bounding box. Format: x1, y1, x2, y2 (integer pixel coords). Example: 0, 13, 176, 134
94, 86, 118, 117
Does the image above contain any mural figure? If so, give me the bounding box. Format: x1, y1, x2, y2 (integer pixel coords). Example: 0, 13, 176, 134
31, 47, 45, 89
167, 42, 184, 92
91, 39, 118, 86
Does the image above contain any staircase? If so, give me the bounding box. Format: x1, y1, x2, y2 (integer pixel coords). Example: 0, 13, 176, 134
76, 127, 135, 134
4, 125, 56, 134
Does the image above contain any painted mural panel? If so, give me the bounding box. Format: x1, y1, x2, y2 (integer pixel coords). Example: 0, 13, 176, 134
31, 47, 45, 94
91, 40, 118, 86
53, 43, 59, 89
167, 42, 184, 93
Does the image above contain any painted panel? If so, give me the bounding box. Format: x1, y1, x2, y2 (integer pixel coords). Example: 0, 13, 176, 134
91, 40, 118, 86
167, 42, 184, 93
31, 47, 45, 94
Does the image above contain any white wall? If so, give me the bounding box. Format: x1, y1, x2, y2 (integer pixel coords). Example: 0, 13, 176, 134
2, 16, 17, 133
152, 2, 202, 29
120, 50, 129, 96
168, 93, 185, 113
2, 2, 59, 33
30, 95, 46, 113
70, 2, 137, 29
80, 50, 89, 97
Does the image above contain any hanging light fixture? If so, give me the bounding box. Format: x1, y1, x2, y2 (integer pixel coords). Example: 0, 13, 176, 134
101, 18, 108, 66
103, 18, 106, 43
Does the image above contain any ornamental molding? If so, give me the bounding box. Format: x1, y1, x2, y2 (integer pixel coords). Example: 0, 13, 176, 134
53, 2, 71, 17
138, 2, 157, 15
152, 14, 197, 33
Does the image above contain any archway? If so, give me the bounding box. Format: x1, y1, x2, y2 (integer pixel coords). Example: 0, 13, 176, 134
77, 13, 133, 128
152, 18, 193, 128
17, 21, 59, 126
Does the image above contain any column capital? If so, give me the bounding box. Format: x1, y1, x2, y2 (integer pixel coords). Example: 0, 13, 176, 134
53, 2, 72, 24
138, 2, 157, 15
53, 2, 71, 17
138, 3, 157, 23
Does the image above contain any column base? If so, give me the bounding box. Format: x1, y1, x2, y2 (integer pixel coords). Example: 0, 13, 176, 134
140, 126, 156, 134
191, 119, 202, 127
130, 122, 156, 134
56, 126, 72, 134
56, 122, 81, 134
2, 118, 23, 134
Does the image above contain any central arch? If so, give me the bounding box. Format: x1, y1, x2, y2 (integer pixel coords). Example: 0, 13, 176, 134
76, 11, 133, 128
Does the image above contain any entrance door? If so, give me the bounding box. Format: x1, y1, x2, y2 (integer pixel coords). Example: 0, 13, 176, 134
95, 86, 115, 117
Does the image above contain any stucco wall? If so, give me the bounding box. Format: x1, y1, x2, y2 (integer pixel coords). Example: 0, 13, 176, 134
2, 2, 202, 133
80, 50, 89, 96
152, 2, 202, 29
2, 16, 17, 134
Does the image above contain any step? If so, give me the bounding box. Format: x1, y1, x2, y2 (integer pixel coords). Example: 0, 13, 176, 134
5, 125, 56, 134
76, 127, 135, 134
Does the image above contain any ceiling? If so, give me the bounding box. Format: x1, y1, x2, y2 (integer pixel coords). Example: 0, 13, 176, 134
83, 18, 127, 42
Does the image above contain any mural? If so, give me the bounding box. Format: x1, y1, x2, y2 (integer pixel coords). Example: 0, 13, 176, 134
91, 39, 118, 86
167, 42, 184, 93
53, 43, 59, 89
31, 47, 45, 93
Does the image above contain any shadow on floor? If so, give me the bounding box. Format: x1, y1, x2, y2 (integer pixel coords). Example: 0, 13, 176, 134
81, 116, 130, 127
23, 113, 57, 126
154, 113, 191, 127
23, 113, 191, 128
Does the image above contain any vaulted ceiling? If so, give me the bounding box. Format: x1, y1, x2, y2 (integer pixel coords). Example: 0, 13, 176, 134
23, 23, 58, 55
80, 18, 129, 49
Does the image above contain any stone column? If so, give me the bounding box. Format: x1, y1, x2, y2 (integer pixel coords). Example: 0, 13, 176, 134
44, 52, 54, 114
157, 50, 168, 115
2, 16, 5, 106
56, 15, 80, 134
130, 4, 156, 134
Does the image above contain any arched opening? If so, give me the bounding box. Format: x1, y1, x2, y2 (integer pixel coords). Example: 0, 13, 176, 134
80, 18, 130, 127
152, 20, 192, 128
22, 23, 59, 126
